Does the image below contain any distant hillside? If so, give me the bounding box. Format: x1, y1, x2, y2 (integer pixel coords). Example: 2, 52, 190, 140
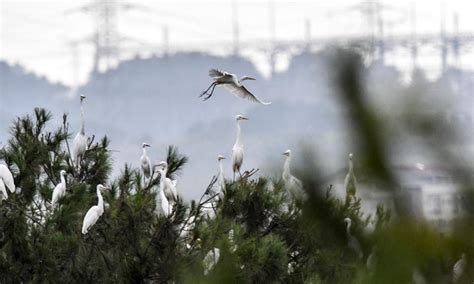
0, 61, 69, 139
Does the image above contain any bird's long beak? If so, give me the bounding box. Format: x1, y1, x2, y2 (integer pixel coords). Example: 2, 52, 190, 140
241, 116, 249, 120
247, 77, 256, 80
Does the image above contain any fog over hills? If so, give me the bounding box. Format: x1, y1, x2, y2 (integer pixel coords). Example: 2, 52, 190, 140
1, 51, 472, 199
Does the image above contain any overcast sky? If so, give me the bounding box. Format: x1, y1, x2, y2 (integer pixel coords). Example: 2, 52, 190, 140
1, 0, 473, 86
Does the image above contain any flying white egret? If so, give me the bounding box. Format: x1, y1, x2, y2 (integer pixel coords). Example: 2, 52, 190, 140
232, 115, 249, 180
282, 150, 307, 201
453, 253, 466, 282
200, 69, 271, 105
81, 184, 107, 235
344, 153, 357, 198
155, 166, 171, 217
0, 164, 15, 195
72, 94, 88, 165
51, 170, 67, 208
156, 161, 178, 203
344, 217, 363, 259
203, 247, 221, 275
140, 143, 152, 179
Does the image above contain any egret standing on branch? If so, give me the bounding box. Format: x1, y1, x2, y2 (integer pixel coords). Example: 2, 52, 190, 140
155, 166, 171, 217
0, 164, 15, 199
216, 155, 226, 198
51, 170, 67, 208
156, 161, 178, 203
282, 150, 306, 201
344, 217, 363, 259
81, 184, 107, 235
344, 153, 357, 198
232, 115, 248, 180
140, 143, 152, 180
72, 94, 88, 166
200, 69, 271, 105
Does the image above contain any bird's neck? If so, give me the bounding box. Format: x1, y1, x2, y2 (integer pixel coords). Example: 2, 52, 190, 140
346, 222, 351, 235
348, 160, 353, 174
60, 173, 66, 186
142, 147, 147, 156
283, 156, 291, 178
97, 188, 104, 213
80, 101, 85, 135
218, 160, 224, 175
235, 121, 243, 146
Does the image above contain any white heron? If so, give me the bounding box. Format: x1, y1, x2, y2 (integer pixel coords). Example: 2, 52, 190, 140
216, 155, 226, 197
453, 253, 466, 282
72, 94, 88, 165
156, 161, 178, 203
81, 184, 107, 235
282, 150, 307, 201
200, 69, 271, 105
232, 115, 249, 180
344, 153, 357, 198
155, 166, 171, 217
203, 247, 221, 275
140, 143, 152, 179
51, 170, 67, 208
0, 164, 15, 196
344, 217, 363, 259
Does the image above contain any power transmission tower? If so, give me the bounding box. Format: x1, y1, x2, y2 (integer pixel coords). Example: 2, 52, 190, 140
66, 0, 145, 74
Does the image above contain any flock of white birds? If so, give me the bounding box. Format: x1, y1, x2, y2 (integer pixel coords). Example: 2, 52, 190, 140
0, 69, 467, 279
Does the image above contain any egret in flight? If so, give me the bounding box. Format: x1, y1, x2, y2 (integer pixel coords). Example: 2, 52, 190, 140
156, 161, 178, 203
344, 217, 363, 259
140, 143, 152, 180
82, 184, 107, 235
155, 166, 171, 217
51, 170, 67, 208
200, 69, 271, 105
72, 94, 88, 165
282, 150, 306, 201
232, 115, 248, 180
0, 164, 15, 198
344, 153, 357, 198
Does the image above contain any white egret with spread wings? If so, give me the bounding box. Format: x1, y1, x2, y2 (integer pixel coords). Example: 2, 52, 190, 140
200, 69, 271, 105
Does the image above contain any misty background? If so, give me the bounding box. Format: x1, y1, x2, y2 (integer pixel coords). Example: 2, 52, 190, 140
1, 0, 473, 200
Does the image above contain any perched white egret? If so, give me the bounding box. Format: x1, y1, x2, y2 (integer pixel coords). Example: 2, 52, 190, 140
282, 150, 307, 201
232, 115, 249, 180
366, 247, 377, 272
0, 164, 15, 195
344, 153, 357, 198
453, 253, 466, 282
216, 155, 226, 197
51, 170, 67, 207
81, 184, 107, 235
180, 214, 196, 239
200, 69, 271, 105
155, 166, 171, 217
203, 247, 221, 275
156, 161, 178, 203
140, 143, 152, 179
72, 94, 88, 164
344, 217, 363, 259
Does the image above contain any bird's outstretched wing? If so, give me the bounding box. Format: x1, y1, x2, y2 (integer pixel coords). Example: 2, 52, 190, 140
224, 84, 272, 105
209, 69, 228, 78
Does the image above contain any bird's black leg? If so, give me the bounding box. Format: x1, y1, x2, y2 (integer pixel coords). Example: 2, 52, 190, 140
199, 83, 215, 97
203, 84, 217, 101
